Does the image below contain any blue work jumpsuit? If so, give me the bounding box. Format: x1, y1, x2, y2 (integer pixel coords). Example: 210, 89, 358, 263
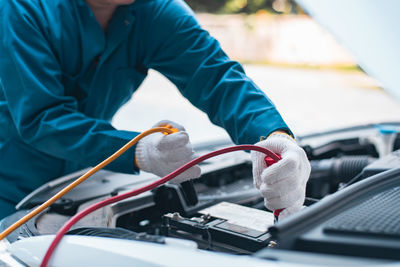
0, 0, 291, 218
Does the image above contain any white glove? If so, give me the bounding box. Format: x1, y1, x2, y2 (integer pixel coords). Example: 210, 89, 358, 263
251, 133, 311, 219
135, 120, 201, 184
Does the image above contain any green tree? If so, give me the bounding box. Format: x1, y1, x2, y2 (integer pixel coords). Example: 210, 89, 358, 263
185, 0, 299, 14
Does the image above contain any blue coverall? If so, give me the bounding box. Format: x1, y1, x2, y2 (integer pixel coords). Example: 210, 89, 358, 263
0, 0, 291, 218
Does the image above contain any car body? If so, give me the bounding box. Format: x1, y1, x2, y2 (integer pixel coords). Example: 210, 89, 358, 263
1, 0, 400, 266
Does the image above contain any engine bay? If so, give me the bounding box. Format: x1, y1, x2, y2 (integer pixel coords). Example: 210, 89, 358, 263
1, 122, 400, 265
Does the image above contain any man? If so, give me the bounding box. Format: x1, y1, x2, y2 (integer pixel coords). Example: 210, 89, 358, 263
0, 0, 310, 219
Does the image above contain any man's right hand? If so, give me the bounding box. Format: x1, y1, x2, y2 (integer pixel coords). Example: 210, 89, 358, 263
135, 120, 201, 183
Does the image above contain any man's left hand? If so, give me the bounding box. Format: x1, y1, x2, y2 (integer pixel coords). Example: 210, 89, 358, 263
251, 133, 311, 219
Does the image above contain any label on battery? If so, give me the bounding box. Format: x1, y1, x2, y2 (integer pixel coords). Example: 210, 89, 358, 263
199, 202, 274, 232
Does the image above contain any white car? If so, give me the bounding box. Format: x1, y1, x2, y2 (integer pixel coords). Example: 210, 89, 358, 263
1, 0, 399, 266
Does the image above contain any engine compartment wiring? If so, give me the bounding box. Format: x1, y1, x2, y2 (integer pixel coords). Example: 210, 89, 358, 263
41, 144, 279, 267
0, 127, 175, 242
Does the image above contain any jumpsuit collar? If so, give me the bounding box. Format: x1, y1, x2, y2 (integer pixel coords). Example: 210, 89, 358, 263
76, 0, 136, 65
101, 5, 136, 62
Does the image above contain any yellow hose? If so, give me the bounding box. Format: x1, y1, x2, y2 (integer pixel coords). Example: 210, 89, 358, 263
0, 127, 173, 241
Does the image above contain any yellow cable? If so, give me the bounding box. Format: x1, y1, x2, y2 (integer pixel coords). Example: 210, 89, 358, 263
0, 127, 173, 241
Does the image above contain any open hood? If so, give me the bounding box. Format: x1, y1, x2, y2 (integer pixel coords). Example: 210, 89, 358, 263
297, 0, 400, 101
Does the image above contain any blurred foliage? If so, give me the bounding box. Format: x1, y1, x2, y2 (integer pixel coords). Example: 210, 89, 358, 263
185, 0, 301, 14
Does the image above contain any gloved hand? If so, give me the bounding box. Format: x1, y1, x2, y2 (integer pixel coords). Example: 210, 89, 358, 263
251, 133, 311, 220
135, 120, 201, 184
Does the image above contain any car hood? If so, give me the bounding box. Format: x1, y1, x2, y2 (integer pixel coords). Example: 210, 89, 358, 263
297, 0, 400, 101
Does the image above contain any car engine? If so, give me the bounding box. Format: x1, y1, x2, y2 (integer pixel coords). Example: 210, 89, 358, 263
1, 122, 400, 266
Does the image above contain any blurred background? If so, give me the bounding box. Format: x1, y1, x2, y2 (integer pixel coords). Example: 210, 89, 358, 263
113, 0, 400, 143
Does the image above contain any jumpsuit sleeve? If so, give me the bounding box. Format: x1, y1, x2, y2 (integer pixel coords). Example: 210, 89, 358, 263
0, 3, 138, 174
143, 0, 293, 145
